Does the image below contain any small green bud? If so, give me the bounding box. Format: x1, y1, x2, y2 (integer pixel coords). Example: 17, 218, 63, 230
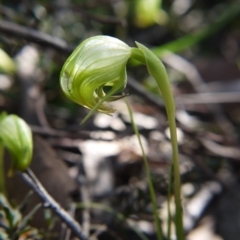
0, 114, 33, 174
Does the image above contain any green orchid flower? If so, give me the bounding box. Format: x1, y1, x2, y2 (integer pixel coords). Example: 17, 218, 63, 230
60, 35, 184, 240
60, 36, 174, 124
0, 113, 33, 174
60, 36, 131, 117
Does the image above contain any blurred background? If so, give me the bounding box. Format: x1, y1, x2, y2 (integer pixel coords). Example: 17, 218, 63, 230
1, 0, 240, 239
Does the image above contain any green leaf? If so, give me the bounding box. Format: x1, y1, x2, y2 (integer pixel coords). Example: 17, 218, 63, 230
0, 193, 22, 229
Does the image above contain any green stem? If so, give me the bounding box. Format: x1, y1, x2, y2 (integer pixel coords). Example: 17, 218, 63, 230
167, 111, 183, 240
0, 142, 6, 195
125, 99, 163, 240
167, 164, 173, 240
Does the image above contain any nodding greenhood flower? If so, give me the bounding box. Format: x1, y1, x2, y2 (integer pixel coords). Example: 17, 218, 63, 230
60, 35, 175, 124
60, 36, 184, 240
0, 113, 33, 175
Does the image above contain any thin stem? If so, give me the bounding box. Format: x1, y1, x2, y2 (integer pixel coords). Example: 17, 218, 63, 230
125, 99, 163, 240
167, 164, 173, 240
167, 111, 183, 240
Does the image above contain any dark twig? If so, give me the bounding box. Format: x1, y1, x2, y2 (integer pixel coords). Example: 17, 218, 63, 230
30, 125, 91, 139
51, 5, 126, 26
176, 92, 240, 104
64, 0, 123, 9
21, 169, 88, 240
199, 138, 240, 160
0, 20, 73, 53
60, 203, 77, 240
74, 9, 126, 26
0, 5, 16, 19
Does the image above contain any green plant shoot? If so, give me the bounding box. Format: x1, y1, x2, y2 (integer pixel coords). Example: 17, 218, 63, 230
0, 113, 33, 175
60, 35, 184, 240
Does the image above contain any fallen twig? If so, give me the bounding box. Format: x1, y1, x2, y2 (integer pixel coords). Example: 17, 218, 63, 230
0, 20, 73, 53
20, 168, 88, 240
